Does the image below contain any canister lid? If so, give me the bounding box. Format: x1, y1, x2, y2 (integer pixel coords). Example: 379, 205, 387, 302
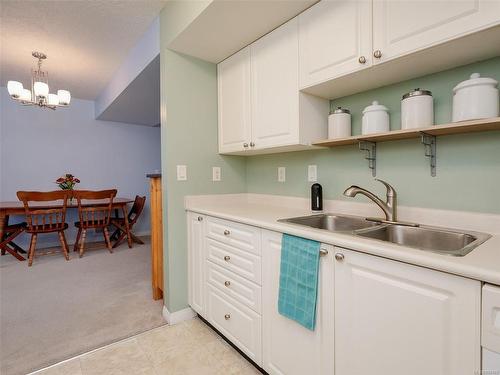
453, 73, 498, 93
330, 106, 350, 115
402, 88, 432, 100
362, 101, 389, 114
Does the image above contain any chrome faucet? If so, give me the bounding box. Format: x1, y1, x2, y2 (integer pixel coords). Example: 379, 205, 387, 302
343, 179, 397, 222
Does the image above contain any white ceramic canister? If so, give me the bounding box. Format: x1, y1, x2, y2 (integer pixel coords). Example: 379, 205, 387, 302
452, 73, 499, 122
328, 107, 351, 138
362, 101, 390, 135
401, 88, 434, 129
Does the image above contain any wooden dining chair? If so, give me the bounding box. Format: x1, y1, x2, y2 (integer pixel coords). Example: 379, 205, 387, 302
73, 189, 117, 258
0, 217, 27, 261
110, 195, 146, 248
17, 190, 71, 266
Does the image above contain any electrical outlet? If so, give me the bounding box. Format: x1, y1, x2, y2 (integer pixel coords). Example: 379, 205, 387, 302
308, 165, 317, 182
278, 167, 286, 182
177, 165, 187, 181
212, 167, 221, 181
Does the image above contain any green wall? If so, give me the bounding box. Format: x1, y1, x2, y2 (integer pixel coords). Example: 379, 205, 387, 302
160, 2, 247, 313
246, 57, 500, 214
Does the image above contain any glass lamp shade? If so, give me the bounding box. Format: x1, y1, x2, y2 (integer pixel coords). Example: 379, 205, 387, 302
48, 93, 60, 106
20, 89, 32, 102
7, 81, 23, 98
57, 90, 71, 105
34, 81, 49, 98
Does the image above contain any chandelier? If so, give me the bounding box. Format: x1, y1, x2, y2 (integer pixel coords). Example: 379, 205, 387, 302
7, 52, 71, 110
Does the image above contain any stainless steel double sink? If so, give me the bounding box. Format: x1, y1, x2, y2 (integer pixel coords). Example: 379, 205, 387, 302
278, 213, 491, 257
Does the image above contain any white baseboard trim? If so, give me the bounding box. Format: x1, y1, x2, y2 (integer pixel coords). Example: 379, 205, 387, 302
162, 305, 196, 325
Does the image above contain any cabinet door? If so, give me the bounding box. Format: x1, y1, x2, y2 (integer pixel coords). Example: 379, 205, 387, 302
217, 47, 251, 153
373, 0, 500, 64
251, 18, 300, 149
298, 0, 372, 88
262, 230, 334, 375
187, 212, 205, 315
334, 248, 481, 375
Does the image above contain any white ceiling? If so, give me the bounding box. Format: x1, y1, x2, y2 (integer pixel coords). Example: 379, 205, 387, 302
0, 0, 166, 100
169, 0, 318, 63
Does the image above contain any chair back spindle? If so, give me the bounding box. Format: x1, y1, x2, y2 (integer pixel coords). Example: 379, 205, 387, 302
17, 191, 70, 233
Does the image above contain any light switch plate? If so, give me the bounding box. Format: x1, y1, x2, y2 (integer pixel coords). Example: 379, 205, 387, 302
212, 167, 221, 181
177, 165, 187, 181
308, 165, 317, 182
278, 167, 286, 182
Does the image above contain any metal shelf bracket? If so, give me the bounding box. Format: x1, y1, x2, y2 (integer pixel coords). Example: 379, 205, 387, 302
420, 132, 436, 177
359, 141, 376, 177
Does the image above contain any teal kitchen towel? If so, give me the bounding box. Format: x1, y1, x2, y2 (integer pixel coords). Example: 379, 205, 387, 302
278, 233, 321, 331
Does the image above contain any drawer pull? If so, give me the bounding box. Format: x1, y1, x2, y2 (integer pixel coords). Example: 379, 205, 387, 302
197, 216, 203, 221
224, 255, 231, 261
224, 280, 231, 287
223, 230, 230, 236
224, 314, 231, 320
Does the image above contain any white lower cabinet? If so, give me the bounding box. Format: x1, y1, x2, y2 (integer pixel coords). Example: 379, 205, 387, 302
207, 284, 262, 364
187, 212, 205, 315
261, 230, 334, 375
187, 212, 486, 375
333, 247, 481, 375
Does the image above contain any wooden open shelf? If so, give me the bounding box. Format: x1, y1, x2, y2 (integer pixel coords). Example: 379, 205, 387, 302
313, 116, 500, 147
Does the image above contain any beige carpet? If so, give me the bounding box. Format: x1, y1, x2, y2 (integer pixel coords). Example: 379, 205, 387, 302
0, 237, 166, 375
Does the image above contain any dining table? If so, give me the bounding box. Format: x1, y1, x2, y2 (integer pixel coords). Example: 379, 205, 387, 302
0, 197, 134, 260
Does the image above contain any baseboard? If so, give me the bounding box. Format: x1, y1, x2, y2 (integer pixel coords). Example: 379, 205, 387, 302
162, 305, 196, 325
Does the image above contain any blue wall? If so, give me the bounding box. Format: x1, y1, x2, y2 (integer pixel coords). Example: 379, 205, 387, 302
0, 89, 161, 248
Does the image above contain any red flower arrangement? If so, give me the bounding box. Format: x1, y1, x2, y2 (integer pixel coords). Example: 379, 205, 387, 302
55, 173, 80, 190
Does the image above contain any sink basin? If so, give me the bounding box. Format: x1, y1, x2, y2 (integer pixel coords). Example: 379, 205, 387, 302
278, 213, 379, 232
356, 224, 491, 257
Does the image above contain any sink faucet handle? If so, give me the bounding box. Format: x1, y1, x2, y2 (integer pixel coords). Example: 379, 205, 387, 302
374, 178, 396, 198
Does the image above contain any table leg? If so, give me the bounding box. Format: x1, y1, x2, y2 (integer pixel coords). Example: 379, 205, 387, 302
122, 206, 133, 248
0, 212, 7, 255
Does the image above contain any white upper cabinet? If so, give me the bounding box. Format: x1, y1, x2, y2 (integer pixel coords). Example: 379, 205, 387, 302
217, 17, 329, 155
251, 19, 300, 149
217, 46, 251, 154
262, 230, 334, 375
299, 0, 373, 88
334, 248, 481, 375
373, 0, 500, 64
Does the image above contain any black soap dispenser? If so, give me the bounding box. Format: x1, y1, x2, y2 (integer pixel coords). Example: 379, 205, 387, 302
311, 183, 323, 212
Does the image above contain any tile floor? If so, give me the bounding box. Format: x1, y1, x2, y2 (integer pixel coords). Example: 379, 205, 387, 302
32, 318, 262, 375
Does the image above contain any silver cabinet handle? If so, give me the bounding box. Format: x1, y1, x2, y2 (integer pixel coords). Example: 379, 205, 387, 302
243, 143, 249, 148
319, 248, 329, 257
335, 253, 345, 262
224, 280, 231, 287
250, 142, 255, 147
224, 314, 231, 320
373, 50, 382, 59
224, 255, 231, 261
197, 216, 203, 221
358, 56, 366, 64
223, 230, 230, 236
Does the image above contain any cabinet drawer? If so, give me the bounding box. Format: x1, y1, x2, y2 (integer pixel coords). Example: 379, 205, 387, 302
207, 285, 262, 365
482, 284, 500, 353
206, 216, 261, 255
207, 260, 262, 313
206, 238, 261, 285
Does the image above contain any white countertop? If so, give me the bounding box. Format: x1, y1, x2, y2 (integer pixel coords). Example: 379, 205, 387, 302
185, 193, 500, 286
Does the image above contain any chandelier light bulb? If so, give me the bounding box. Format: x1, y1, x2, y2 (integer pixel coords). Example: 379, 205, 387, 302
57, 90, 71, 105
7, 81, 23, 98
48, 93, 60, 106
7, 52, 69, 110
20, 89, 32, 102
34, 81, 49, 98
